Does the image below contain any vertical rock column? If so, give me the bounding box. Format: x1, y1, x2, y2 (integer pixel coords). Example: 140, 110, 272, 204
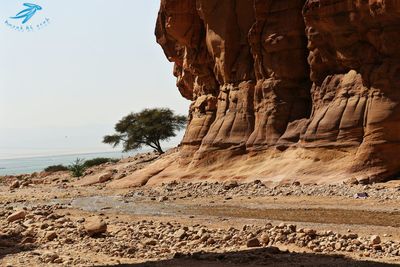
156, 0, 219, 163
302, 0, 400, 181
157, 0, 312, 161
247, 0, 311, 150
196, 0, 257, 152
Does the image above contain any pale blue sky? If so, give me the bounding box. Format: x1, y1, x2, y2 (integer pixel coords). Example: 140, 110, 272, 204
0, 0, 188, 159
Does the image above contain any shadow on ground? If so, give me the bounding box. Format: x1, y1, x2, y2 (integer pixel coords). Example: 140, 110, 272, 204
100, 247, 400, 267
0, 234, 37, 259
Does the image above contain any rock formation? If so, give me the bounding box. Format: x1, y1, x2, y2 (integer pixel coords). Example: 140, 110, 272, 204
111, 0, 400, 188
302, 0, 400, 182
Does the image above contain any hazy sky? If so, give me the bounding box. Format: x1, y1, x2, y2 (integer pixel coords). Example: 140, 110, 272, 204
0, 0, 188, 159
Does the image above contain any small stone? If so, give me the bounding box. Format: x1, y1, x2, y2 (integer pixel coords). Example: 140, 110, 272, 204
7, 210, 26, 222
45, 231, 57, 241
370, 235, 381, 245
347, 233, 358, 239
207, 238, 216, 245
124, 247, 136, 256
222, 234, 232, 241
278, 223, 286, 228
174, 229, 187, 239
144, 239, 157, 246
246, 238, 261, 248
313, 247, 323, 253
40, 223, 49, 229
200, 234, 210, 242
260, 233, 270, 245
42, 252, 59, 263
287, 224, 297, 233
98, 172, 113, 183
9, 180, 20, 190
21, 237, 35, 244
84, 218, 107, 236
53, 258, 63, 264
223, 180, 238, 190
304, 228, 316, 237
373, 244, 382, 251
64, 238, 74, 244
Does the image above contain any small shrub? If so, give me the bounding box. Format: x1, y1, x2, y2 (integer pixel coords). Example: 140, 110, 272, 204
44, 165, 69, 173
68, 158, 86, 177
83, 157, 119, 168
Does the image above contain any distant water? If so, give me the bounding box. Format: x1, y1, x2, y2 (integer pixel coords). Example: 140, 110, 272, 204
0, 151, 146, 176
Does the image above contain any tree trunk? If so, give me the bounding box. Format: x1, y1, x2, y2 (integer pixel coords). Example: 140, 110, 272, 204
156, 144, 164, 154
153, 140, 164, 154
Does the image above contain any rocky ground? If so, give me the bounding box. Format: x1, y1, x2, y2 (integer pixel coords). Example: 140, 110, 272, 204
126, 178, 400, 201
1, 152, 400, 266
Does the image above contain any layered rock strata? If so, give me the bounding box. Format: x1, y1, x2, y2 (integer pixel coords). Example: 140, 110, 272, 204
111, 0, 400, 187
302, 0, 400, 181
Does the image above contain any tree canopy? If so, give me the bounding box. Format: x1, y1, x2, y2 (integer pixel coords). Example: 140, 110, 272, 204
103, 108, 187, 154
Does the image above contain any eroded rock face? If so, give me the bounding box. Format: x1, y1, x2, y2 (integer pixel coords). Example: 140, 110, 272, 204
302, 0, 400, 181
154, 0, 400, 183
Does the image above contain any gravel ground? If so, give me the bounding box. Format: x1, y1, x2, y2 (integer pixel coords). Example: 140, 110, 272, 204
1, 152, 400, 266
124, 179, 400, 201
1, 203, 399, 266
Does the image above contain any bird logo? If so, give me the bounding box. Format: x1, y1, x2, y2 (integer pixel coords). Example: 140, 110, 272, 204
10, 3, 42, 24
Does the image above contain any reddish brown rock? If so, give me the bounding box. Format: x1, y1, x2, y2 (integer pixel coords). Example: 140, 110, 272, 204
7, 210, 26, 222
302, 0, 400, 181
111, 0, 400, 188
84, 218, 107, 237
157, 0, 305, 154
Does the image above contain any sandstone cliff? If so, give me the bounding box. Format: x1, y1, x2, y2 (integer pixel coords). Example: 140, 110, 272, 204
110, 0, 400, 188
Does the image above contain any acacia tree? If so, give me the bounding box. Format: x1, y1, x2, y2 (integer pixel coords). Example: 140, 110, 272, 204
103, 108, 187, 154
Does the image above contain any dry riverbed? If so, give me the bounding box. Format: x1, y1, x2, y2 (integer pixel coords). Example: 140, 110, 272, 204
1, 155, 400, 266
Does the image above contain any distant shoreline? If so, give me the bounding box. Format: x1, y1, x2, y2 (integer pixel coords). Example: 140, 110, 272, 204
0, 150, 133, 161
0, 150, 149, 176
